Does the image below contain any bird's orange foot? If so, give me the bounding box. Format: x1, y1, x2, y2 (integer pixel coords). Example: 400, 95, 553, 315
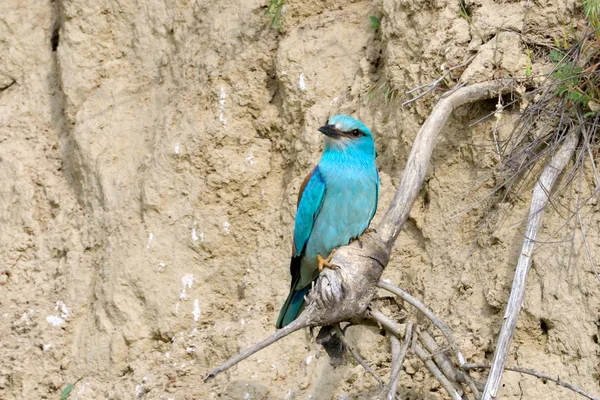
317, 251, 337, 271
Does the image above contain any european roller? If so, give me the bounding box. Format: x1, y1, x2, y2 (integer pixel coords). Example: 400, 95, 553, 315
276, 115, 379, 328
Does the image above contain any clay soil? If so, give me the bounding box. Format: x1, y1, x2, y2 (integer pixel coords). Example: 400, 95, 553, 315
1, 0, 599, 399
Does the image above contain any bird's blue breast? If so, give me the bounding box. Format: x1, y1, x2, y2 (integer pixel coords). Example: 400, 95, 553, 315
298, 152, 378, 287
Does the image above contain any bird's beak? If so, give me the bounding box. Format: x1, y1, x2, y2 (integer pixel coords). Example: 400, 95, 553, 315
318, 124, 342, 138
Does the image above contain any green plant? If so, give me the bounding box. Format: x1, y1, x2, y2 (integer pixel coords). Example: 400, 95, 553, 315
552, 27, 571, 50
582, 0, 600, 41
60, 378, 82, 400
466, 16, 600, 264
525, 50, 533, 77
367, 80, 399, 106
458, 0, 472, 22
265, 0, 285, 32
548, 48, 600, 113
369, 16, 381, 31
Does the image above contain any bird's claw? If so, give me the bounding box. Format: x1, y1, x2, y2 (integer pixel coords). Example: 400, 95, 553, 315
355, 227, 378, 248
317, 251, 338, 272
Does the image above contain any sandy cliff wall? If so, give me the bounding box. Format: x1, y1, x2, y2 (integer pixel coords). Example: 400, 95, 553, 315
0, 0, 598, 399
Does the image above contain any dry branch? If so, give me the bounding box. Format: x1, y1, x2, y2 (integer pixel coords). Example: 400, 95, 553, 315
464, 363, 600, 400
414, 342, 463, 400
204, 315, 309, 381
378, 79, 514, 247
418, 331, 480, 399
378, 280, 466, 365
384, 321, 413, 400
205, 80, 517, 390
481, 130, 580, 400
387, 334, 402, 400
371, 306, 467, 400
402, 56, 475, 106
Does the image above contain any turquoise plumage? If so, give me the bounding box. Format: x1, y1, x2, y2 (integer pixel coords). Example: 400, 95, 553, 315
276, 115, 379, 328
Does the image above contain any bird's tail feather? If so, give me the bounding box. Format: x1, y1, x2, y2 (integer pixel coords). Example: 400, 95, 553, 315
276, 284, 310, 329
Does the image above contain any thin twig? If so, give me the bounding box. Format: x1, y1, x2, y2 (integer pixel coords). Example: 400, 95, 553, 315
378, 281, 466, 365
581, 121, 600, 189
463, 363, 600, 400
414, 342, 463, 400
481, 130, 580, 400
419, 331, 481, 399
370, 310, 464, 400
204, 316, 309, 381
402, 56, 475, 106
384, 321, 414, 400
577, 121, 600, 282
332, 324, 383, 385
0, 79, 16, 92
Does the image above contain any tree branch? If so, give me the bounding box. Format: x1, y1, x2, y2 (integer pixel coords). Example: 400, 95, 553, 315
384, 320, 413, 400
378, 280, 466, 366
418, 331, 480, 399
464, 363, 599, 400
377, 79, 515, 247
414, 342, 463, 400
370, 311, 462, 400
481, 130, 580, 399
204, 315, 309, 381
204, 80, 520, 389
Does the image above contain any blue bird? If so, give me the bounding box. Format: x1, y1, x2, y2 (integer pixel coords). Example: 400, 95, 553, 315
276, 115, 379, 328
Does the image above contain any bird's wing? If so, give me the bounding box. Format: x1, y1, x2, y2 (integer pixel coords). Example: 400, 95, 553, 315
276, 167, 325, 328
369, 170, 380, 223
292, 166, 326, 258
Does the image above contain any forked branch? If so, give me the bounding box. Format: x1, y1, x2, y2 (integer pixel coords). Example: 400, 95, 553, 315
481, 130, 580, 400
204, 80, 517, 389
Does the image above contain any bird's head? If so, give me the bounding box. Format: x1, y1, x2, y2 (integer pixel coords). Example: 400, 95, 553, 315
318, 115, 375, 156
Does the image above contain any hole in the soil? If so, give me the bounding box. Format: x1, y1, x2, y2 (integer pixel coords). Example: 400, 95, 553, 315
540, 318, 550, 335
51, 24, 60, 51
593, 334, 598, 344
484, 348, 493, 357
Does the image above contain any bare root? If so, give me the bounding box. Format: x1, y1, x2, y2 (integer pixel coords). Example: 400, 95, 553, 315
464, 363, 599, 400
481, 130, 580, 400
382, 320, 413, 400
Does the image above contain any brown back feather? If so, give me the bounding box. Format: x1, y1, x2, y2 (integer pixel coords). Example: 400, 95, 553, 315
291, 168, 316, 256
